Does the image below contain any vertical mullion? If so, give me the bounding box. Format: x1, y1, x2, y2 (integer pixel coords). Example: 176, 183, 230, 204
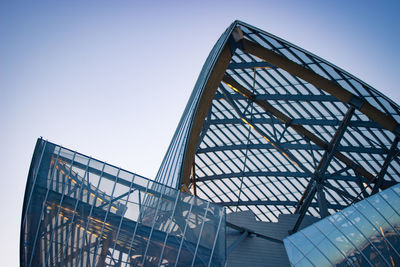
140, 184, 168, 266
124, 179, 151, 267
157, 189, 181, 266
190, 201, 210, 267
92, 167, 121, 266
109, 174, 136, 261
207, 208, 224, 267
61, 157, 92, 265
76, 162, 106, 267
174, 196, 195, 266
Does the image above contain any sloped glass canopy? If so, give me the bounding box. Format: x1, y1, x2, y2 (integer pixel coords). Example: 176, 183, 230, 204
156, 21, 400, 227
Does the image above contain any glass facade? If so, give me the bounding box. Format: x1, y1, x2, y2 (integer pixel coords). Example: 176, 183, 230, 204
21, 20, 400, 266
21, 139, 226, 267
156, 20, 400, 224
284, 183, 400, 266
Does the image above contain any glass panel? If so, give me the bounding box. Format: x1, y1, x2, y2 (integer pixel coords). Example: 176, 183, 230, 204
22, 140, 226, 267
284, 183, 400, 266
283, 237, 305, 265
305, 247, 331, 266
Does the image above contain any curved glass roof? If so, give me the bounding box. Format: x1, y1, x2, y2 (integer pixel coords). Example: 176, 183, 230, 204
157, 20, 400, 225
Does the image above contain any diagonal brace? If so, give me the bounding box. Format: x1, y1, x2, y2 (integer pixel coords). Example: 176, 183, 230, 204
371, 137, 400, 195
222, 74, 383, 189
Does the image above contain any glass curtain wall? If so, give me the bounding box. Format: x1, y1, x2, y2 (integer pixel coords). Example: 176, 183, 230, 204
21, 139, 226, 267
284, 184, 400, 266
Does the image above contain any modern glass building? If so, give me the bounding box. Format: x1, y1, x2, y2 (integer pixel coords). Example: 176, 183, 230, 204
22, 21, 400, 266
21, 140, 225, 266
284, 184, 400, 266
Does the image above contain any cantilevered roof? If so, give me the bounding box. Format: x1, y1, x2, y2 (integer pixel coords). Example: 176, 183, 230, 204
156, 20, 400, 227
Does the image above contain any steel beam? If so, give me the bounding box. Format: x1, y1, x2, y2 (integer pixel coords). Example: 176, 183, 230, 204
215, 92, 337, 102
194, 171, 362, 183
219, 85, 313, 175
207, 116, 382, 129
371, 137, 400, 195
315, 107, 355, 176
316, 183, 329, 218
315, 107, 355, 217
197, 142, 385, 155
97, 189, 136, 209
221, 75, 383, 187
219, 198, 346, 210
227, 230, 249, 256
323, 182, 360, 203
197, 107, 213, 149
294, 107, 354, 227
291, 184, 318, 233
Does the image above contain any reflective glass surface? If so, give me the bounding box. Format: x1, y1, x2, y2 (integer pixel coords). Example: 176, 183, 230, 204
21, 139, 226, 266
284, 183, 400, 266
156, 20, 400, 223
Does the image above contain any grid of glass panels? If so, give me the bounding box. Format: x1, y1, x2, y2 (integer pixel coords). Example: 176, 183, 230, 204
157, 20, 400, 222
284, 183, 400, 266
21, 139, 226, 267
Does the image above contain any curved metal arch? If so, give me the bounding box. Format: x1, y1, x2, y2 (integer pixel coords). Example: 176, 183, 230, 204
157, 20, 400, 223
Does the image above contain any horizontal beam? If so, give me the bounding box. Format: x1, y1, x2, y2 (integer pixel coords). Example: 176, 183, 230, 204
240, 37, 400, 137
215, 93, 339, 102
218, 199, 347, 210
194, 171, 362, 183
197, 143, 386, 155
208, 114, 382, 129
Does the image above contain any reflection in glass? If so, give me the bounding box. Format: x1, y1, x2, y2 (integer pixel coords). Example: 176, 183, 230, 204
284, 184, 400, 266
21, 139, 226, 267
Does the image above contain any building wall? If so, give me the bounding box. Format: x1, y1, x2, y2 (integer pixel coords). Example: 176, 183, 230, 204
226, 211, 318, 266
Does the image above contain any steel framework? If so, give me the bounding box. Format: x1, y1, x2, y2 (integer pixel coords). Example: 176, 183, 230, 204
156, 20, 400, 230
21, 140, 226, 266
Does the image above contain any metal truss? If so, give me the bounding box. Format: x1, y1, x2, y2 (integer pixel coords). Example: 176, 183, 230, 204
22, 140, 226, 266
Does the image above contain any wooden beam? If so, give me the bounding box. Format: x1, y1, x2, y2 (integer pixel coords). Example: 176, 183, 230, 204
240, 38, 400, 136
181, 43, 234, 187
222, 74, 387, 188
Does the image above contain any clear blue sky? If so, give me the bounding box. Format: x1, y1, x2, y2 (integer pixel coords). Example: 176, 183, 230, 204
1, 0, 399, 265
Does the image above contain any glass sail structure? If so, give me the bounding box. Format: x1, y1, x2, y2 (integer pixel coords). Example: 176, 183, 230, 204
156, 20, 400, 228
21, 20, 400, 266
284, 183, 400, 266
20, 139, 226, 266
